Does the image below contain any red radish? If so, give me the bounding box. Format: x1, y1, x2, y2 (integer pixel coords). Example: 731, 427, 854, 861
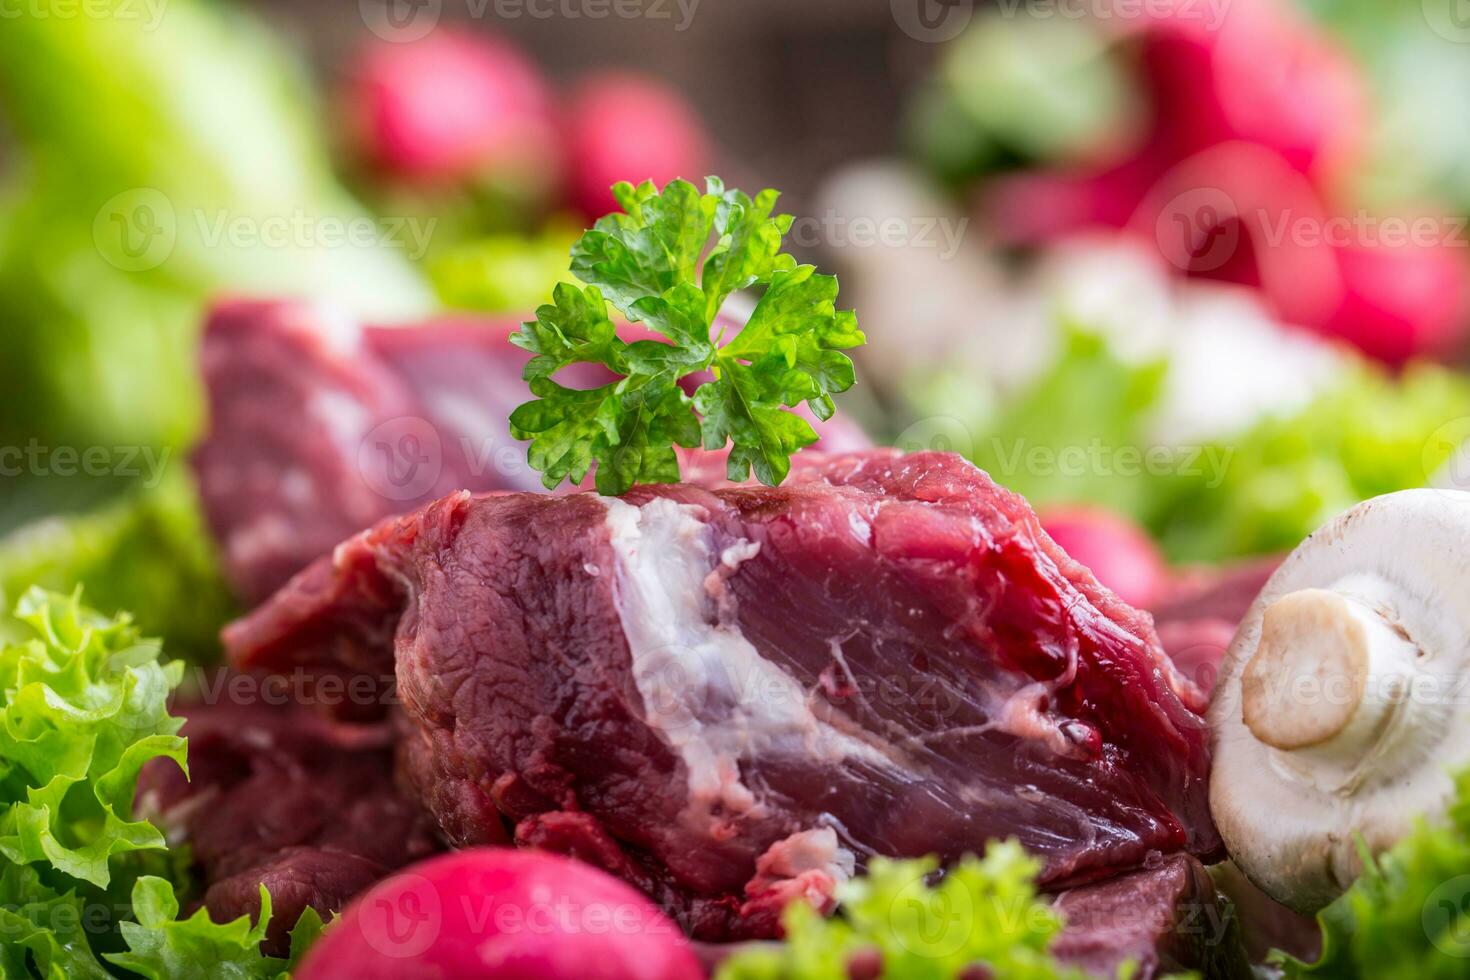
1321, 236, 1470, 367
1131, 0, 1365, 184
348, 31, 561, 188
295, 849, 702, 980
563, 73, 708, 218
1039, 506, 1168, 609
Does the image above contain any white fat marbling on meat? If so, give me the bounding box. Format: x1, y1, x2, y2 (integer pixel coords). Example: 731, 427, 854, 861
601, 496, 897, 826
309, 389, 373, 454
746, 827, 856, 912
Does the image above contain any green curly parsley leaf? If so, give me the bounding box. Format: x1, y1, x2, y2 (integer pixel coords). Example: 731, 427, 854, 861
716, 840, 1093, 980
510, 177, 865, 494
1276, 768, 1470, 978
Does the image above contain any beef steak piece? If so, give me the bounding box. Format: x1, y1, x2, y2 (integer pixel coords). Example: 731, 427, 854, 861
1052, 854, 1252, 979
224, 450, 1218, 940
193, 298, 870, 603
135, 688, 442, 955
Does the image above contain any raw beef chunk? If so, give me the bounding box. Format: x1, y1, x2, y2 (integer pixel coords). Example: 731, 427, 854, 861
193, 298, 869, 601
135, 690, 441, 955
224, 450, 1218, 940
1052, 854, 1252, 979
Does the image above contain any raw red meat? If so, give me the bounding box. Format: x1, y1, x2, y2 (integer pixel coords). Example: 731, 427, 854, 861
224, 450, 1218, 940
135, 689, 442, 955
193, 298, 869, 603
1052, 854, 1251, 979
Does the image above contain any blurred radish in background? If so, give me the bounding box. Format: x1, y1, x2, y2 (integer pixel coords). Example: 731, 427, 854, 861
347, 31, 563, 198
562, 72, 709, 219
1039, 504, 1168, 608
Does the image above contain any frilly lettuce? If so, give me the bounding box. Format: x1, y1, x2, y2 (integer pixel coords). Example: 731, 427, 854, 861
716, 841, 1090, 980
1277, 768, 1470, 977
928, 329, 1470, 564
1152, 363, 1470, 562
0, 588, 318, 978
0, 473, 236, 661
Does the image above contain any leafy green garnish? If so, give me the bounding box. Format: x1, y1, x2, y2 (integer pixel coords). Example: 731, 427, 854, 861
107, 879, 323, 979
716, 841, 1091, 980
0, 472, 237, 661
509, 177, 865, 494
0, 588, 320, 978
1276, 768, 1470, 978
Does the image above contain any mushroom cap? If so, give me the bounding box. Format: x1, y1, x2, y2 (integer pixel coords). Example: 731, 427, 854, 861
1209, 488, 1470, 912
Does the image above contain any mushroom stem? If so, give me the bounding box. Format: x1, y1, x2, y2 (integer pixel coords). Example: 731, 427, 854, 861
1241, 588, 1419, 760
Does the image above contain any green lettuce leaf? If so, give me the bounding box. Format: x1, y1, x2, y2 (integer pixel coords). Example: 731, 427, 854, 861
716, 841, 1091, 980
0, 589, 186, 888
0, 0, 429, 458
106, 877, 314, 980
0, 473, 236, 661
927, 327, 1470, 564
1153, 362, 1470, 562
428, 228, 579, 315
0, 589, 319, 977
1276, 769, 1470, 977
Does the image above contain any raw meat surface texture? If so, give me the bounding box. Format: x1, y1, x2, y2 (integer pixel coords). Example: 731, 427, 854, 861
225, 450, 1218, 939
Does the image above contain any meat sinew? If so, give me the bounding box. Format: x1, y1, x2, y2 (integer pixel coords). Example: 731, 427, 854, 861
224, 450, 1218, 940
136, 692, 442, 955
193, 298, 869, 602
193, 299, 548, 604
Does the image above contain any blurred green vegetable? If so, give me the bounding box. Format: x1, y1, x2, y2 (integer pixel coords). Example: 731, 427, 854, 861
1277, 768, 1470, 977
923, 328, 1470, 563
0, 0, 430, 457
428, 226, 578, 315
1154, 363, 1470, 561
0, 471, 236, 660
716, 841, 1090, 980
0, 588, 319, 978
907, 13, 1139, 188
955, 329, 1169, 519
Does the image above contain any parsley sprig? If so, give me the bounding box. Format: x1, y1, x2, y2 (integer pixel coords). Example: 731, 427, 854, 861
509, 177, 865, 494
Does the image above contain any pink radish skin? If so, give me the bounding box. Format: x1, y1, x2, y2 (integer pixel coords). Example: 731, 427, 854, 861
1040, 506, 1168, 610
349, 32, 561, 186
294, 850, 703, 980
563, 73, 708, 218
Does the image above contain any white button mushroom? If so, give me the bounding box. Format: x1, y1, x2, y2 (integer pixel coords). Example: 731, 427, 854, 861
1209, 489, 1470, 913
